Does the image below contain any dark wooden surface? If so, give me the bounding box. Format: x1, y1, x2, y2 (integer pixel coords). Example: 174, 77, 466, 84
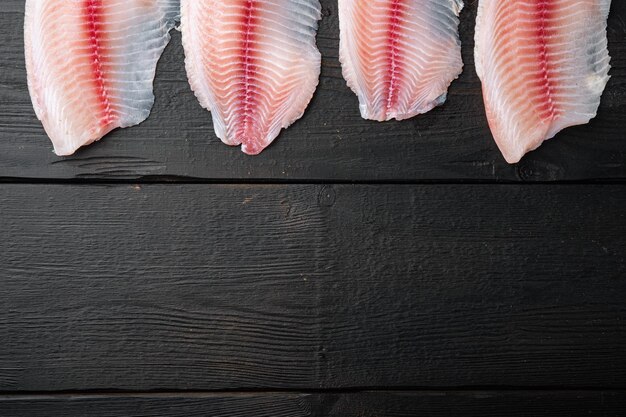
1, 185, 625, 393
2, 391, 626, 417
1, 0, 625, 416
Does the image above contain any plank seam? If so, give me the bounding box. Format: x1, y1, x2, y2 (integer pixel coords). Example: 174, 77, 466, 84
1, 387, 626, 397
1, 178, 626, 185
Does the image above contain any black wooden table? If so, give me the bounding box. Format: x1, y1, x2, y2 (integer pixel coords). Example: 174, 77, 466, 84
1, 1, 625, 416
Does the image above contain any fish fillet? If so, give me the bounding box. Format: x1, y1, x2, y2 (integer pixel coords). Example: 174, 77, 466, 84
181, 0, 322, 155
475, 0, 612, 163
338, 0, 464, 121
25, 0, 180, 156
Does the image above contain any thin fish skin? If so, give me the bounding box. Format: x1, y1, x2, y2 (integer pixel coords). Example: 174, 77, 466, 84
338, 0, 464, 122
475, 0, 612, 164
181, 0, 322, 155
25, 0, 180, 156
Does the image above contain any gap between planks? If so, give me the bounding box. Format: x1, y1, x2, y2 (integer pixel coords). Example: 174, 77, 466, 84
1, 177, 626, 186
1, 387, 626, 400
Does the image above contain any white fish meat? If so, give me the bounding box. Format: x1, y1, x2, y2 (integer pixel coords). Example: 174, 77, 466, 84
181, 0, 322, 155
25, 0, 180, 156
338, 0, 464, 121
475, 0, 612, 163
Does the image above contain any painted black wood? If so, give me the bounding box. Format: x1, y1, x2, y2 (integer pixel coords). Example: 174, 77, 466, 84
0, 1, 624, 182
0, 393, 313, 417
1, 184, 624, 391
2, 0, 626, 411
320, 391, 626, 417
2, 391, 626, 417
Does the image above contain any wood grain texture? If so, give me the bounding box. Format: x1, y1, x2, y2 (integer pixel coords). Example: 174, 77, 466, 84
1, 184, 624, 391
2, 391, 626, 417
0, 1, 624, 181
320, 391, 626, 417
0, 393, 313, 417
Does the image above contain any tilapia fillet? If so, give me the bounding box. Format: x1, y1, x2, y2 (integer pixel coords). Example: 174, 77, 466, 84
475, 0, 612, 163
181, 0, 322, 155
339, 0, 464, 121
25, 0, 180, 156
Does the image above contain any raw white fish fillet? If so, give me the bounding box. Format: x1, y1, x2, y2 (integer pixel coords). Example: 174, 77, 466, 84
338, 0, 464, 121
475, 0, 612, 163
181, 0, 322, 155
25, 0, 180, 156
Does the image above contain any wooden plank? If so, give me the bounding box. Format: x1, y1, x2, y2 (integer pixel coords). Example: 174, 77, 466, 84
0, 1, 624, 182
322, 391, 626, 416
1, 184, 624, 391
0, 393, 313, 417
1, 391, 625, 417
